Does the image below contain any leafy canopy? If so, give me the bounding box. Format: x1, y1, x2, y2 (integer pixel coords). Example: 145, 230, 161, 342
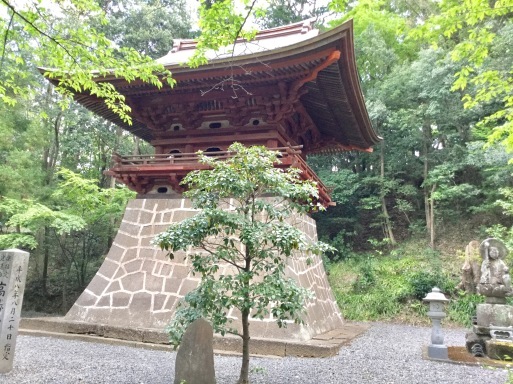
411, 0, 513, 151
0, 168, 134, 250
0, 0, 175, 122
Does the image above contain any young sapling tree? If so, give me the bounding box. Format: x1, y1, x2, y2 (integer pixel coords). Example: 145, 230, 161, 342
154, 143, 332, 384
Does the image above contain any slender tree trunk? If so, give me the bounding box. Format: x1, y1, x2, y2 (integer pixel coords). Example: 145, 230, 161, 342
42, 226, 50, 296
80, 235, 87, 287
423, 135, 430, 232
108, 126, 123, 188
379, 141, 396, 245
238, 308, 250, 384
429, 184, 436, 249
422, 122, 435, 248
62, 263, 71, 314
41, 83, 63, 184
353, 151, 361, 173
238, 241, 252, 384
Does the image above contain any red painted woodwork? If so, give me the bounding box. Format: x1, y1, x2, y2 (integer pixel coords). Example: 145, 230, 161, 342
106, 146, 334, 207
43, 19, 380, 207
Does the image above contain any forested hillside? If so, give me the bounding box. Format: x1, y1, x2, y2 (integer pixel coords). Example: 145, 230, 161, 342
1, 0, 512, 319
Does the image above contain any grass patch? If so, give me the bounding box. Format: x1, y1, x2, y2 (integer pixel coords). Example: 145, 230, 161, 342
328, 238, 479, 326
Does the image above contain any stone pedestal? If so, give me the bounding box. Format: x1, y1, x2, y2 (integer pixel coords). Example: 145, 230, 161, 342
65, 198, 344, 342
428, 344, 448, 360
486, 339, 513, 360
476, 304, 513, 331
467, 303, 513, 358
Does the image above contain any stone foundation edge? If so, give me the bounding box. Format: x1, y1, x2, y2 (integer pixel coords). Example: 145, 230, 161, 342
20, 317, 369, 358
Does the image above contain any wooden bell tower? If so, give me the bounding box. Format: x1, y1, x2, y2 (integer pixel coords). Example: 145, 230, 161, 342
72, 19, 379, 204
44, 19, 380, 353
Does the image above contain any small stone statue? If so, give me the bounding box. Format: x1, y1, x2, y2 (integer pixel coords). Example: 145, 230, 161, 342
476, 238, 512, 300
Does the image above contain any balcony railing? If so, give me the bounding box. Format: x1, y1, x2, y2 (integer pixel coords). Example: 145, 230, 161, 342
111, 146, 301, 166
108, 146, 334, 207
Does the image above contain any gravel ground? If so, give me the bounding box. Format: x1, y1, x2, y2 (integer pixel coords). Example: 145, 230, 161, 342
1, 323, 509, 384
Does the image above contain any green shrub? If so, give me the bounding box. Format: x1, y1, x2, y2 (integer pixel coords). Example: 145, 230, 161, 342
447, 291, 484, 326
408, 271, 455, 300
326, 231, 356, 261
329, 241, 466, 324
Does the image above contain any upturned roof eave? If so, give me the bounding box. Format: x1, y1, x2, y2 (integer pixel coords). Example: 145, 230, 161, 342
101, 19, 356, 84
38, 19, 381, 149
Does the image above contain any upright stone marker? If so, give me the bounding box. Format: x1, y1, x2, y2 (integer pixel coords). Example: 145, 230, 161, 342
174, 318, 216, 384
0, 249, 29, 373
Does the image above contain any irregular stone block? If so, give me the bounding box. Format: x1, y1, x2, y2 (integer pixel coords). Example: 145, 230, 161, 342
174, 318, 216, 384
486, 339, 513, 360
476, 303, 513, 328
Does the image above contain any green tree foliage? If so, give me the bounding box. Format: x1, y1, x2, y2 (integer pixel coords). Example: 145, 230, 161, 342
0, 100, 46, 198
0, 0, 175, 122
329, 0, 417, 87
101, 0, 193, 58
154, 143, 331, 384
412, 0, 513, 151
0, 169, 134, 311
307, 0, 513, 252
0, 0, 195, 314
257, 0, 327, 29
188, 0, 256, 67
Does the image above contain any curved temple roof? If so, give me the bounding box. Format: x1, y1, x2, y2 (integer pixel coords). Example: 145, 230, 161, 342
44, 19, 380, 153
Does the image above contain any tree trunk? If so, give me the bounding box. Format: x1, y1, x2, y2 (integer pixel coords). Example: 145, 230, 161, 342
80, 235, 87, 287
237, 308, 250, 384
61, 263, 71, 314
109, 126, 123, 188
238, 246, 251, 384
422, 122, 435, 248
380, 141, 396, 245
381, 195, 396, 245
42, 226, 50, 296
429, 184, 436, 248
42, 88, 63, 184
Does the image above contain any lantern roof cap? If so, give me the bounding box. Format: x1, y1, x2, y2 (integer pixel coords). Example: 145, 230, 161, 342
423, 287, 450, 302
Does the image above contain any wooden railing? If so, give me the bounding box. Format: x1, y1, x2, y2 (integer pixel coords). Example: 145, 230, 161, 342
111, 146, 303, 167
109, 145, 334, 206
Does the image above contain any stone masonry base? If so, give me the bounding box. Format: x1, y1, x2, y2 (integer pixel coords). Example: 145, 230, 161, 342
20, 317, 369, 357
63, 198, 344, 343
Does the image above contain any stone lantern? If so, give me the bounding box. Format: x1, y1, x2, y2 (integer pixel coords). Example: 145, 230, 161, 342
423, 287, 450, 360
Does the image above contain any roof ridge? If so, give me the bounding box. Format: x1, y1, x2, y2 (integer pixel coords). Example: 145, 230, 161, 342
169, 18, 317, 54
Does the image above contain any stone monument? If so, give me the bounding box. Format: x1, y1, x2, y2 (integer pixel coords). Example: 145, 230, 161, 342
466, 238, 513, 359
0, 249, 30, 374
457, 240, 481, 293
174, 318, 216, 384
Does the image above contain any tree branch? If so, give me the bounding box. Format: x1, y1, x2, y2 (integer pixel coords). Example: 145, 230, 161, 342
1, 8, 14, 68
200, 243, 245, 271
1, 0, 79, 65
